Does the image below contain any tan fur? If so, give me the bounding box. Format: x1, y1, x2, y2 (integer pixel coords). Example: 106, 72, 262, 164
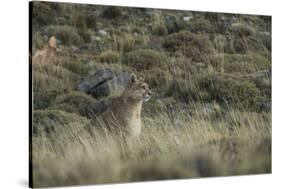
98, 73, 152, 137
32, 36, 58, 64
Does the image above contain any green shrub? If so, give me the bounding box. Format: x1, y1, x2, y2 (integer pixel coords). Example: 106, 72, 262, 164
123, 49, 167, 71
142, 68, 172, 93
165, 77, 210, 104
102, 7, 122, 19
224, 53, 271, 73
225, 23, 268, 55
85, 14, 97, 29
72, 13, 92, 43
32, 2, 53, 26
58, 56, 90, 76
200, 74, 263, 111
165, 17, 186, 34
163, 31, 214, 63
256, 31, 271, 53
32, 32, 45, 54
99, 50, 120, 63
186, 17, 214, 33
112, 32, 148, 53
50, 91, 97, 118
32, 64, 80, 109
230, 23, 256, 37
44, 25, 83, 45
33, 109, 90, 137
78, 28, 91, 43
73, 14, 87, 29
166, 70, 263, 111
152, 24, 168, 36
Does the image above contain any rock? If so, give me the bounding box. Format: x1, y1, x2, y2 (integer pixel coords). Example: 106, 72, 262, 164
98, 29, 107, 36
77, 69, 131, 99
77, 68, 114, 93
183, 16, 193, 22
91, 36, 102, 42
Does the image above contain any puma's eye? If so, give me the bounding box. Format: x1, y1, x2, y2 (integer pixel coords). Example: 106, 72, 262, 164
142, 86, 146, 89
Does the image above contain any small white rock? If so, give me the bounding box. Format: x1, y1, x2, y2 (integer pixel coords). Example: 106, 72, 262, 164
98, 30, 107, 36
183, 16, 193, 22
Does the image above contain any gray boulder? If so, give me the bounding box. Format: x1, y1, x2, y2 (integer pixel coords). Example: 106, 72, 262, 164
77, 69, 131, 99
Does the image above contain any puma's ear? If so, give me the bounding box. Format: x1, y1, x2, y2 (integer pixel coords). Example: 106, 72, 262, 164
130, 73, 137, 83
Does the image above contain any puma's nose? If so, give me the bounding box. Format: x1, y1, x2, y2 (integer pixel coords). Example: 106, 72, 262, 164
147, 90, 152, 96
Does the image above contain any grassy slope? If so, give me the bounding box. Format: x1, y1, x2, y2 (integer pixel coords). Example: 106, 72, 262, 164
31, 2, 271, 187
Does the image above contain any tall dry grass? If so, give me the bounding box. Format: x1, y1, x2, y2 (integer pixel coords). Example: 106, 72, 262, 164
32, 101, 271, 187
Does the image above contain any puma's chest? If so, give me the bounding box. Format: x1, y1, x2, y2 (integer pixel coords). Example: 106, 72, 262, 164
126, 117, 141, 137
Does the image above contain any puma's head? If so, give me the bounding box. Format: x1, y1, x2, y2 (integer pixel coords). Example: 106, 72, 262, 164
125, 73, 152, 102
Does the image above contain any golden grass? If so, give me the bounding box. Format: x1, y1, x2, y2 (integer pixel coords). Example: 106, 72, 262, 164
32, 104, 271, 187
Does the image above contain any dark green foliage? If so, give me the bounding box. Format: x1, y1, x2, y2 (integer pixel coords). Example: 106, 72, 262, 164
112, 33, 149, 53
163, 31, 214, 62
230, 23, 256, 37
186, 17, 214, 33
223, 53, 271, 73
165, 16, 186, 34
78, 29, 91, 43
32, 32, 46, 54
58, 56, 90, 76
152, 24, 168, 36
143, 68, 172, 93
225, 23, 269, 55
32, 64, 80, 109
166, 71, 265, 112
123, 49, 167, 71
199, 74, 263, 111
44, 25, 83, 45
99, 50, 120, 63
102, 7, 122, 19
33, 109, 90, 137
50, 91, 97, 118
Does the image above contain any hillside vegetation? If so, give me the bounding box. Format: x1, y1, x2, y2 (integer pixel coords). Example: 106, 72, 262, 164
31, 2, 271, 187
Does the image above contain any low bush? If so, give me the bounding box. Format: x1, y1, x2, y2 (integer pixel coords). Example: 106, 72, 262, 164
225, 23, 269, 55
32, 32, 46, 54
223, 53, 271, 73
152, 23, 168, 36
58, 56, 90, 76
112, 32, 149, 53
99, 50, 120, 63
165, 16, 186, 34
44, 25, 83, 45
163, 31, 214, 63
165, 70, 263, 111
33, 109, 90, 137
186, 17, 214, 33
32, 64, 80, 109
102, 6, 122, 19
50, 91, 97, 118
199, 74, 263, 111
142, 68, 172, 93
123, 49, 167, 71
229, 23, 256, 38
